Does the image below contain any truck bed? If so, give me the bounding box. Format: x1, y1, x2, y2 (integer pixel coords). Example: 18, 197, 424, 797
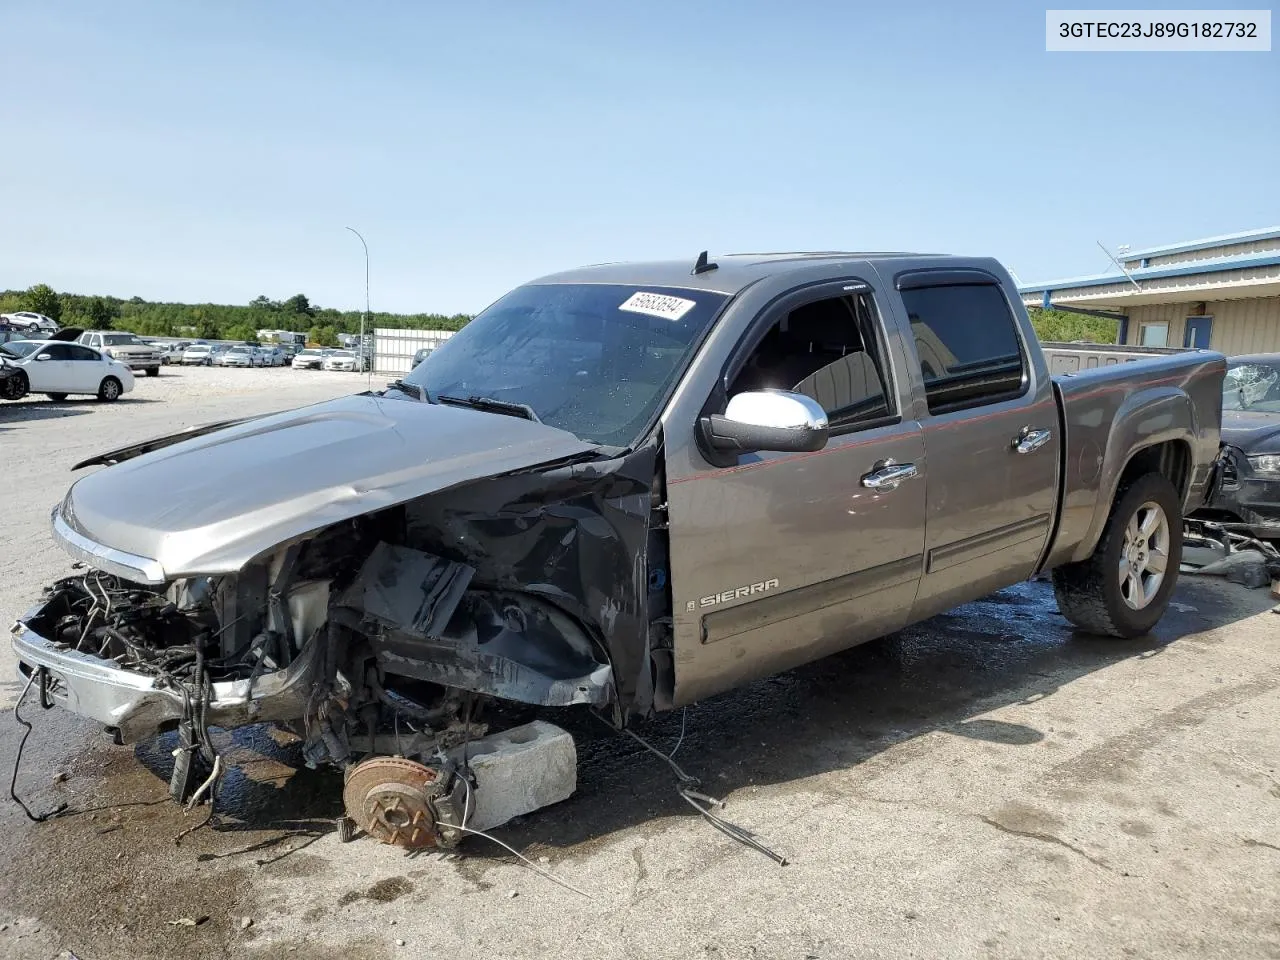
1042, 349, 1226, 570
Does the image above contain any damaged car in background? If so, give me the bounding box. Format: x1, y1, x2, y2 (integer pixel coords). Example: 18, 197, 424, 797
12, 250, 1225, 852
1193, 354, 1280, 539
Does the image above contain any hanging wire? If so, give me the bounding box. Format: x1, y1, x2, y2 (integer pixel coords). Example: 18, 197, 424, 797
453, 775, 595, 900
9, 668, 68, 823
598, 712, 787, 867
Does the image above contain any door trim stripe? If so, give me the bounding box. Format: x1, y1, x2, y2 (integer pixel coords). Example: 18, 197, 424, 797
701, 554, 923, 645
927, 514, 1051, 574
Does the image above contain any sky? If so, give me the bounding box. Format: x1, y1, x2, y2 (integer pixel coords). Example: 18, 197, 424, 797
1, 1, 1277, 314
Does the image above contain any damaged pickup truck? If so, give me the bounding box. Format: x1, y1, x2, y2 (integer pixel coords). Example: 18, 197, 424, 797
12, 251, 1225, 847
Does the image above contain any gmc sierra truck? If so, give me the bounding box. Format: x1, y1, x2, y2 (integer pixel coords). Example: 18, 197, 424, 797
11, 251, 1225, 846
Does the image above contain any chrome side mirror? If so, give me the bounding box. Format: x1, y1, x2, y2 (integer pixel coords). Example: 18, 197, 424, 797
699, 390, 830, 462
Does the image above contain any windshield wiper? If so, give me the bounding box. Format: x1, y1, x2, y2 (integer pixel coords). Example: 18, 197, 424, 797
386, 379, 433, 403
437, 395, 541, 422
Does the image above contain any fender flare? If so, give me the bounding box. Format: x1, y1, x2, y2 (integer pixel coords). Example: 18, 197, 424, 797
1072, 386, 1196, 563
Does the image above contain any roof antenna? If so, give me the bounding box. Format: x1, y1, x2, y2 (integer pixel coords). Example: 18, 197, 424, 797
1095, 240, 1143, 292
691, 250, 718, 275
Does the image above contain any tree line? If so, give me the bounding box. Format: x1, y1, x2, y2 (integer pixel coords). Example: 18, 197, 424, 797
1, 285, 473, 347
2, 284, 1120, 348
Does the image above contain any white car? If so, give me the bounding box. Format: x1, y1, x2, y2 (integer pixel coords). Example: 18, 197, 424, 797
291, 348, 331, 370
222, 345, 256, 368
0, 339, 134, 401
322, 350, 361, 372
1, 311, 59, 335
181, 344, 215, 365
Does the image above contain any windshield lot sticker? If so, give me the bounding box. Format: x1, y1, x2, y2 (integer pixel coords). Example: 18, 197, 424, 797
619, 291, 697, 321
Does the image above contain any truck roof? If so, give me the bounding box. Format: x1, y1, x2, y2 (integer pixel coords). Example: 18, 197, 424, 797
532, 251, 966, 295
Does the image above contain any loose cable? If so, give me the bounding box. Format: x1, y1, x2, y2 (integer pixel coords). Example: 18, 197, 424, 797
9, 668, 68, 822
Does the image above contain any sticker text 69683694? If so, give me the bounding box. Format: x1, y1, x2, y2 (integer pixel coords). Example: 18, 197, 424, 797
618, 291, 698, 321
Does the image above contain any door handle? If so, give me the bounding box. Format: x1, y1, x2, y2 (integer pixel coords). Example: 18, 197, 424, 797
861, 461, 918, 491
1013, 428, 1052, 454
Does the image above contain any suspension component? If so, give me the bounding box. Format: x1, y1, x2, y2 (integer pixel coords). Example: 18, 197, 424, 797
341, 756, 467, 849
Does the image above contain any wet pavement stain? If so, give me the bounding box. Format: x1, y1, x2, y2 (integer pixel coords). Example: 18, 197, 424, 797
338, 876, 415, 905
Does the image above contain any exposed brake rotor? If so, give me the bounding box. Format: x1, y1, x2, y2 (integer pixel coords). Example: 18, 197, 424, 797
343, 756, 444, 849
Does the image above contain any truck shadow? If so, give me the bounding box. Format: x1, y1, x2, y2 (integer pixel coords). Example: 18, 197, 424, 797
0, 397, 158, 425
113, 576, 1273, 859
478, 575, 1275, 859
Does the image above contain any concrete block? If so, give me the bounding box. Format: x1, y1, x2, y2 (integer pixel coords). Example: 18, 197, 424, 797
447, 720, 576, 831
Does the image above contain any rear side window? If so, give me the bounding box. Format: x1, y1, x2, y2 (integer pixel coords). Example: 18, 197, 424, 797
898, 283, 1027, 414
68, 345, 100, 361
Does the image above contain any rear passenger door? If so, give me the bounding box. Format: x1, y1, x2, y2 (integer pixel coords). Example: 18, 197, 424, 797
890, 270, 1060, 619
66, 344, 108, 393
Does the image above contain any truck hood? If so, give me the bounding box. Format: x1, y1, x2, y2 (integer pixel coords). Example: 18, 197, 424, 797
59, 393, 600, 578
1221, 410, 1280, 452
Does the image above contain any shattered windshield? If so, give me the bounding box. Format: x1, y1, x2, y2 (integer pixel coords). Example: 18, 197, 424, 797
1223, 361, 1280, 412
399, 283, 728, 447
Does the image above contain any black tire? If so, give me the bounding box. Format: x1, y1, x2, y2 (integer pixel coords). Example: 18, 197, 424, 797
97, 377, 123, 402
1052, 472, 1183, 638
46, 393, 68, 402
146, 367, 160, 377
2, 370, 30, 401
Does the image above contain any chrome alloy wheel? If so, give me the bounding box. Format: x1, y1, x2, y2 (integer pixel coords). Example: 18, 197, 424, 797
1119, 500, 1170, 610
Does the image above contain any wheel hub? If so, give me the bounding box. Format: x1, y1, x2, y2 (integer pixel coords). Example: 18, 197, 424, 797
1119, 500, 1170, 611
343, 756, 443, 849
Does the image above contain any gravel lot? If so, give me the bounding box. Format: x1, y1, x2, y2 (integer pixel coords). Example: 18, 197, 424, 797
1, 367, 1278, 960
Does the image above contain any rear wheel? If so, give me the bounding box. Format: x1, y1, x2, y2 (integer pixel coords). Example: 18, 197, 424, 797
146, 367, 160, 377
97, 377, 122, 402
46, 392, 68, 402
1052, 472, 1183, 638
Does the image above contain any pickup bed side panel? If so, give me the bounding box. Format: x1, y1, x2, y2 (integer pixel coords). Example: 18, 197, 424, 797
1041, 353, 1225, 570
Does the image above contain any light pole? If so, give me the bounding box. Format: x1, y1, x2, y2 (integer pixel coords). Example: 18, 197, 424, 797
345, 226, 370, 381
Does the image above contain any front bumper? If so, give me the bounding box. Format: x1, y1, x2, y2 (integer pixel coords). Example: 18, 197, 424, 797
113, 356, 161, 370
1195, 446, 1280, 538
11, 612, 324, 743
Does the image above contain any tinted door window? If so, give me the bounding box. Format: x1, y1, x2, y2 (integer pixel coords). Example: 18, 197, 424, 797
68, 345, 101, 361
39, 344, 75, 361
899, 283, 1027, 414
729, 293, 894, 430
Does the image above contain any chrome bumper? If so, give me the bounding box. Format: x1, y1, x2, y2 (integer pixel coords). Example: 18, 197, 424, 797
11, 607, 324, 744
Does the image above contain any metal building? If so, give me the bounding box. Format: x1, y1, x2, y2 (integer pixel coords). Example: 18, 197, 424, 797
1018, 226, 1280, 355
372, 327, 455, 375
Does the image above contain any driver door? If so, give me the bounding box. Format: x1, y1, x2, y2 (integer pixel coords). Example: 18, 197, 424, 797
30, 344, 74, 392
664, 282, 926, 705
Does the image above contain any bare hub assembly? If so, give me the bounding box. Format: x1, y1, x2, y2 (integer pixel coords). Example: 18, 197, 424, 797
342, 756, 465, 849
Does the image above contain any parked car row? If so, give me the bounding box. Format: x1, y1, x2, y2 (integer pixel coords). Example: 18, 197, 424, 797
179, 343, 288, 367
291, 347, 370, 371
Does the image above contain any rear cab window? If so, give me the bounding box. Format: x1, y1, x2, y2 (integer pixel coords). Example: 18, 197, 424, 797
896, 278, 1028, 414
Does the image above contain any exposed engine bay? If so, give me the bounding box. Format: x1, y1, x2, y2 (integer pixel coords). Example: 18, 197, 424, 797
15, 439, 673, 849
